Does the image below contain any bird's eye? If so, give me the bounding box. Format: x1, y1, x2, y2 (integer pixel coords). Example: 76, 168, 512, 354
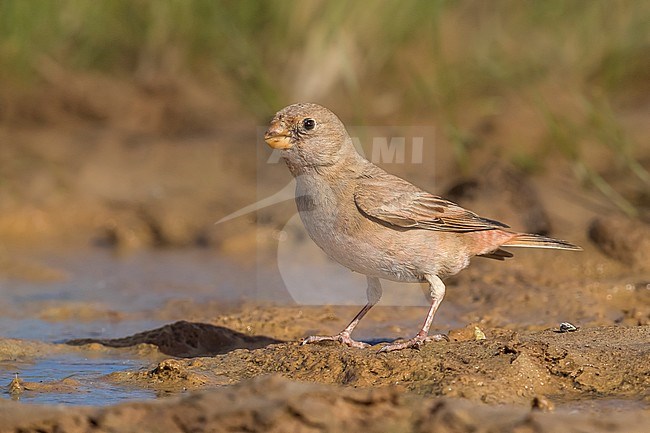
302, 118, 316, 131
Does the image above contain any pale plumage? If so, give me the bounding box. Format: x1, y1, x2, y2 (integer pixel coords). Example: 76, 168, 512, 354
264, 102, 581, 352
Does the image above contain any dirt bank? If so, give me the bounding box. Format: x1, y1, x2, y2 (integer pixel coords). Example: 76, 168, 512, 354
1, 374, 649, 433
82, 324, 649, 406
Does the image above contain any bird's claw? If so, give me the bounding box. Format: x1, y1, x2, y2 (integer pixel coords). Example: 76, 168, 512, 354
378, 333, 449, 353
301, 332, 370, 349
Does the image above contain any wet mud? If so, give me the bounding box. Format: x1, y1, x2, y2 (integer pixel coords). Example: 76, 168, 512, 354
0, 322, 649, 432
97, 323, 650, 406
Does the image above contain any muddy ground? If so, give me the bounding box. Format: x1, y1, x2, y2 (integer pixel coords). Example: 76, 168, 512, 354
0, 75, 649, 432
1, 322, 649, 432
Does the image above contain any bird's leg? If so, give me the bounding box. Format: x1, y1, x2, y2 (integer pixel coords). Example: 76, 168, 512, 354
379, 274, 448, 353
302, 276, 382, 349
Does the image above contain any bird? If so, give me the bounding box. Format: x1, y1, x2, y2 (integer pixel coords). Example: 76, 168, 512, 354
264, 102, 581, 353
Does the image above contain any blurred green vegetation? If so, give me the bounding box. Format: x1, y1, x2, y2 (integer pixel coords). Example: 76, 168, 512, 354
0, 0, 648, 214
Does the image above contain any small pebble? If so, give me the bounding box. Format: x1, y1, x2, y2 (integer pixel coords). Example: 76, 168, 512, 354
474, 326, 486, 340
558, 322, 578, 333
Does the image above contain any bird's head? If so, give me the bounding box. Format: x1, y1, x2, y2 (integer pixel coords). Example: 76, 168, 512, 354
264, 103, 353, 168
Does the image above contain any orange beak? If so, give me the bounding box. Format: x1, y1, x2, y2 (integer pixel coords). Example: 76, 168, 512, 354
264, 121, 293, 149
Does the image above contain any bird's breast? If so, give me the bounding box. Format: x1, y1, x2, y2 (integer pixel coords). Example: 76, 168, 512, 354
294, 175, 348, 240
293, 174, 424, 282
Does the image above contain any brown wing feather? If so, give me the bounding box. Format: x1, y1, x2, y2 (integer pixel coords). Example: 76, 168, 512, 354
354, 169, 509, 233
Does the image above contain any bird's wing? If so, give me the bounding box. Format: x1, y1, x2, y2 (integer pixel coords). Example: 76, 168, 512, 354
353, 171, 509, 232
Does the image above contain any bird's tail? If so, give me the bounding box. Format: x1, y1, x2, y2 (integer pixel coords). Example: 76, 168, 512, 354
502, 233, 582, 251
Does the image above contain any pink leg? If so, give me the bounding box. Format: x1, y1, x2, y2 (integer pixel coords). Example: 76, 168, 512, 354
302, 276, 382, 349
379, 274, 448, 353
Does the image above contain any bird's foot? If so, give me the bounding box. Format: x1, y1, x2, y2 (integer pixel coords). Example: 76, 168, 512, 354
301, 331, 370, 349
378, 332, 449, 353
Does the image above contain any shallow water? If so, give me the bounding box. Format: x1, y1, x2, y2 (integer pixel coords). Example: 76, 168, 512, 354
0, 317, 166, 342
0, 248, 288, 337
1, 353, 154, 406
2, 248, 268, 311
0, 248, 257, 405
